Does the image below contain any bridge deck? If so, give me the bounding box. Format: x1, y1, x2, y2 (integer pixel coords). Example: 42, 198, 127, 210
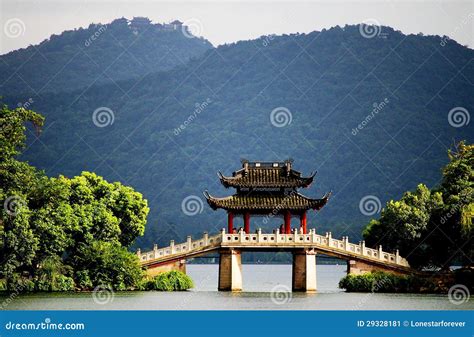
138, 229, 411, 272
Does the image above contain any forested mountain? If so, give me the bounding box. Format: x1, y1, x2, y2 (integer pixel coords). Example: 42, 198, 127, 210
0, 17, 212, 96
3, 23, 473, 250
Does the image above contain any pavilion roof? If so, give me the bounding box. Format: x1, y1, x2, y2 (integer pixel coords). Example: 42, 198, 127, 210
203, 191, 331, 214
219, 160, 315, 188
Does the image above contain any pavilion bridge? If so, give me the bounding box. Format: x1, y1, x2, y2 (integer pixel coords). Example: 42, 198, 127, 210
138, 160, 412, 292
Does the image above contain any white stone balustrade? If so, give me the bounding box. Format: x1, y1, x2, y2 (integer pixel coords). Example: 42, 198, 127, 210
138, 229, 410, 267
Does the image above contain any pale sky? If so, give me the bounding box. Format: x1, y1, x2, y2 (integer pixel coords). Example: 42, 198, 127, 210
1, 0, 473, 54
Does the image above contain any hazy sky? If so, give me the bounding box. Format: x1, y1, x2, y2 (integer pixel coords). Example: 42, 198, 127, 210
1, 0, 473, 54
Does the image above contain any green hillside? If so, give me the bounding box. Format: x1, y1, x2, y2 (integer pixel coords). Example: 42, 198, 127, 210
0, 17, 212, 96
4, 23, 473, 250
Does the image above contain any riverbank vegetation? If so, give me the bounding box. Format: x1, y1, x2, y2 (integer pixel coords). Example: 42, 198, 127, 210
345, 142, 473, 293
339, 269, 472, 293
0, 103, 154, 292
144, 271, 194, 291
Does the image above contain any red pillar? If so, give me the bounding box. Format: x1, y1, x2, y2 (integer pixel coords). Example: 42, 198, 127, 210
300, 212, 307, 234
228, 212, 234, 233
244, 212, 250, 233
284, 211, 291, 234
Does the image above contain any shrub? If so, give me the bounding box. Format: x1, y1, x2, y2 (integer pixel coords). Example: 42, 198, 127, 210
148, 271, 194, 291
0, 279, 6, 291
75, 270, 93, 290
339, 271, 452, 293
52, 275, 75, 291
5, 274, 35, 292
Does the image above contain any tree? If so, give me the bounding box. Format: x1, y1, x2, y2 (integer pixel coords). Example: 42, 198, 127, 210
363, 184, 443, 268
436, 142, 473, 266
363, 142, 473, 269
0, 103, 150, 290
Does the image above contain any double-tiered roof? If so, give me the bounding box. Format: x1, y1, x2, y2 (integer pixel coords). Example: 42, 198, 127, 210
204, 160, 330, 234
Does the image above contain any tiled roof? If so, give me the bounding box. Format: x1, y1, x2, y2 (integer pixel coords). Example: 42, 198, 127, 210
219, 167, 315, 188
204, 191, 331, 213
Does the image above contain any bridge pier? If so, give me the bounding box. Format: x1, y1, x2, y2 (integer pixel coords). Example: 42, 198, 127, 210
292, 249, 317, 292
218, 249, 242, 291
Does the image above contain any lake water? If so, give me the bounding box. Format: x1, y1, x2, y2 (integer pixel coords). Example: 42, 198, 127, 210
1, 265, 472, 310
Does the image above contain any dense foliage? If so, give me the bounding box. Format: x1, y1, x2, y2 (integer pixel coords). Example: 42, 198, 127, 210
144, 271, 194, 291
0, 103, 149, 291
364, 142, 473, 268
339, 269, 472, 293
2, 22, 473, 255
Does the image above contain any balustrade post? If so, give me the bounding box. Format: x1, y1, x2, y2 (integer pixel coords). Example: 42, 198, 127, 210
136, 248, 141, 258
395, 249, 400, 264
203, 232, 209, 246
257, 228, 262, 243
170, 240, 175, 254
275, 228, 280, 243
327, 232, 332, 246
378, 245, 383, 260
360, 241, 365, 256
187, 236, 192, 251
344, 236, 349, 250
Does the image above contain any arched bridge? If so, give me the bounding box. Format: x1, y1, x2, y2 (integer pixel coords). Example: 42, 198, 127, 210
138, 229, 412, 292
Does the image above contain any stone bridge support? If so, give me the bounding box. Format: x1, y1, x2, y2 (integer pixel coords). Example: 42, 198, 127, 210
292, 249, 317, 292
347, 259, 409, 276
145, 259, 186, 277
218, 249, 242, 291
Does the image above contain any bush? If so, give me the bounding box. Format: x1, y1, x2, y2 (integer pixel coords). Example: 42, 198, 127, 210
0, 279, 6, 291
52, 275, 75, 291
75, 270, 93, 290
339, 271, 451, 293
148, 271, 194, 291
5, 274, 35, 292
